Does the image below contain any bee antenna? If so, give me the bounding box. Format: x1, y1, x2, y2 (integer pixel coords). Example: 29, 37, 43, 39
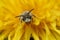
15, 16, 20, 18
28, 9, 34, 14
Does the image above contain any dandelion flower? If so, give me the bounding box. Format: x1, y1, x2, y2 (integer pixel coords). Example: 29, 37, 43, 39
0, 0, 60, 40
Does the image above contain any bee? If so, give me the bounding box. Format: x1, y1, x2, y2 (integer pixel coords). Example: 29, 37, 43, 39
16, 9, 36, 23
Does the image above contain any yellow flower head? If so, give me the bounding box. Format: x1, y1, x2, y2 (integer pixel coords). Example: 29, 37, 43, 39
0, 0, 60, 40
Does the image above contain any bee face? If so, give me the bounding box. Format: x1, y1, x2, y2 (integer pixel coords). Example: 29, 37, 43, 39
16, 9, 34, 23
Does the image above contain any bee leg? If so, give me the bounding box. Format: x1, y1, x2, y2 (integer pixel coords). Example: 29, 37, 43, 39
31, 17, 34, 23
19, 18, 22, 23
